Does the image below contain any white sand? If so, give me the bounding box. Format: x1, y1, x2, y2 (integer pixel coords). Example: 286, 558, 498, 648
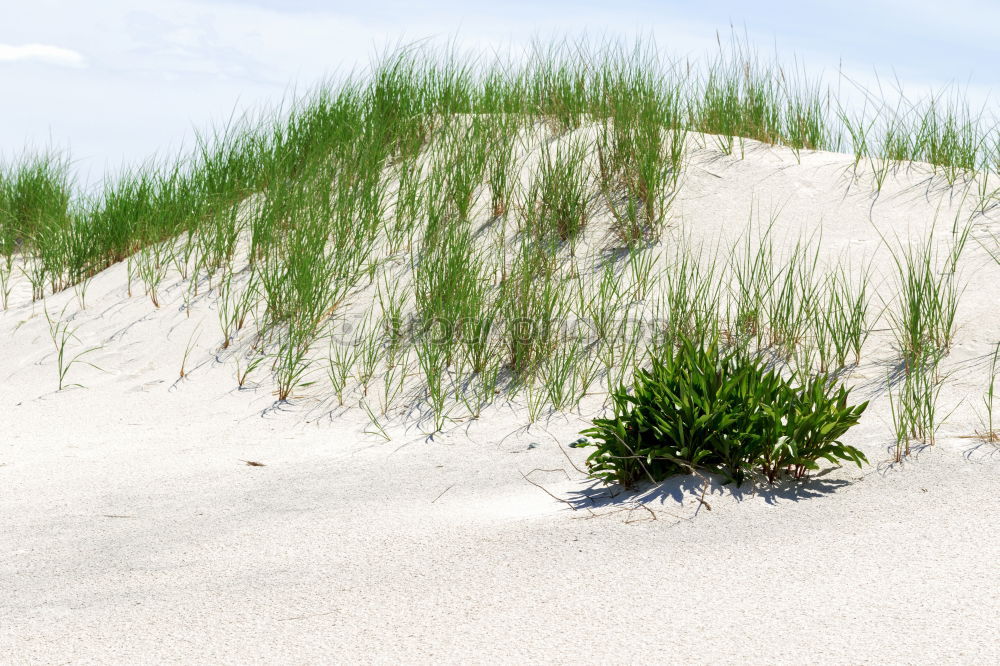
2, 135, 1000, 664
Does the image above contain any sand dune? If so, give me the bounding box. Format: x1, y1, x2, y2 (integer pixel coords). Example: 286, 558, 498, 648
3, 134, 999, 664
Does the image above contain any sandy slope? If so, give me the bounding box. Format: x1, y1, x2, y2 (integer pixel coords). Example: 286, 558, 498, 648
2, 135, 1000, 664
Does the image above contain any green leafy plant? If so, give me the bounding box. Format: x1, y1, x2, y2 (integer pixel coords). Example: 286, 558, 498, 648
580, 335, 867, 487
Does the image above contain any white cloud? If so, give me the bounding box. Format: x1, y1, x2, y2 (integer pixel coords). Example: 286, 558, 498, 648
0, 43, 85, 67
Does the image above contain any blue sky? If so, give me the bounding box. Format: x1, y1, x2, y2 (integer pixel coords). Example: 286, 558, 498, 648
3, 0, 999, 184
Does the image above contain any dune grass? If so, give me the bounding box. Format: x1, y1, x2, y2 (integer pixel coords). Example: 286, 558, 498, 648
0, 37, 994, 438
978, 342, 1000, 443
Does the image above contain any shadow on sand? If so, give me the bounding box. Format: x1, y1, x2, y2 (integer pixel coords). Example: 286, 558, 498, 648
558, 467, 854, 522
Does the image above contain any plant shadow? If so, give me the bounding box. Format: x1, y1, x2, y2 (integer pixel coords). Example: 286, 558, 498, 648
564, 467, 853, 514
